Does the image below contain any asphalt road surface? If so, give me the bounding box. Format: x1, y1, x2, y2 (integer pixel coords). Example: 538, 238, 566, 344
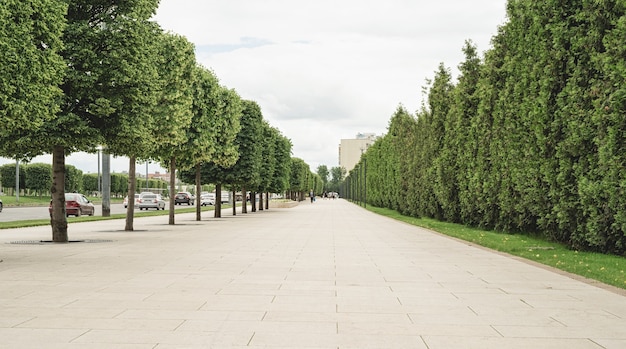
0, 202, 194, 223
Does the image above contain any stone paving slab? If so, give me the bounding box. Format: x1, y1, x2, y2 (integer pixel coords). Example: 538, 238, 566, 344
0, 199, 625, 348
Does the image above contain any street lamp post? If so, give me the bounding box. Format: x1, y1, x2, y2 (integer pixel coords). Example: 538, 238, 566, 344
145, 161, 149, 192
97, 147, 101, 195
15, 159, 19, 203
102, 148, 111, 216
363, 159, 367, 208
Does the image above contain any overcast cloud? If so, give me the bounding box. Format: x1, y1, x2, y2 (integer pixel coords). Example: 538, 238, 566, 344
1, 1, 508, 175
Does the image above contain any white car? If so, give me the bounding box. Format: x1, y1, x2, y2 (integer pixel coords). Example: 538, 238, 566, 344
123, 194, 140, 208
137, 193, 166, 210
200, 194, 215, 206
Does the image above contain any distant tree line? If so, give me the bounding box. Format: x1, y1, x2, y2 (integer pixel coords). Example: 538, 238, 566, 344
0, 163, 167, 198
316, 165, 346, 194
347, 1, 626, 255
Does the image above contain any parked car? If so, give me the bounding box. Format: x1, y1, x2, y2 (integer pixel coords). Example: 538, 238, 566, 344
219, 191, 230, 204
174, 192, 194, 205
49, 193, 95, 217
137, 193, 166, 210
0, 198, 2, 213
123, 194, 140, 208
200, 193, 215, 206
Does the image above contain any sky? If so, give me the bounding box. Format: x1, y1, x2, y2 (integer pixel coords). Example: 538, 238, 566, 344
1, 0, 508, 175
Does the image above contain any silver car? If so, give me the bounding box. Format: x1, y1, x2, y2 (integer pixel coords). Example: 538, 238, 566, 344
137, 193, 166, 210
200, 194, 215, 206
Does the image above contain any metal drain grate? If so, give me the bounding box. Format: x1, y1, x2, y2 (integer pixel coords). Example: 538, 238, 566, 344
9, 239, 114, 245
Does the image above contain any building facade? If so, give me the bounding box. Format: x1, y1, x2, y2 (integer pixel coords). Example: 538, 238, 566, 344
338, 133, 377, 174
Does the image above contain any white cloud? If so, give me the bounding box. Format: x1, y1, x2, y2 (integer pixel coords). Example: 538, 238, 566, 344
2, 1, 507, 175
161, 1, 507, 170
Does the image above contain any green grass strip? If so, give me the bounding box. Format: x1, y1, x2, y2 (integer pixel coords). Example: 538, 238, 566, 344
0, 205, 221, 229
367, 205, 626, 290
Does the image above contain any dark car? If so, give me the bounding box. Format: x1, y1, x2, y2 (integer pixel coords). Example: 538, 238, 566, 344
174, 192, 194, 205
49, 193, 95, 217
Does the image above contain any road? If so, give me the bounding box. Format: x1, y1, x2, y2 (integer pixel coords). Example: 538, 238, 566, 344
0, 202, 196, 222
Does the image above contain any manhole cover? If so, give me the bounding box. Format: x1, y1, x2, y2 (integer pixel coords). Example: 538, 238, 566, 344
9, 239, 114, 245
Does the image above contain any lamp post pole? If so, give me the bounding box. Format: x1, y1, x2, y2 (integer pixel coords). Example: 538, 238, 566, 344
363, 159, 367, 208
97, 147, 101, 194
102, 148, 111, 217
15, 159, 19, 203
145, 161, 149, 192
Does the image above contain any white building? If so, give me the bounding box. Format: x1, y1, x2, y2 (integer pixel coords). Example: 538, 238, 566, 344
338, 133, 378, 174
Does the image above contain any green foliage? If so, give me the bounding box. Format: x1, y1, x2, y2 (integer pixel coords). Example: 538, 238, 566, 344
57, 1, 161, 155
0, 163, 25, 190
0, 0, 66, 159
110, 173, 127, 197
229, 100, 264, 189
64, 164, 83, 193
289, 158, 309, 192
180, 112, 295, 201
316, 165, 329, 189
152, 32, 196, 163
268, 133, 292, 194
83, 173, 98, 193
436, 41, 481, 223
2, 0, 301, 232
328, 166, 345, 193
361, 106, 414, 212
257, 121, 277, 193
176, 65, 221, 171
361, 1, 626, 255
24, 163, 51, 196
212, 87, 243, 168
177, 84, 243, 189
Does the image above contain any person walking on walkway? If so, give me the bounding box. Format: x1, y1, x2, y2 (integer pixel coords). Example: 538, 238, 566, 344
309, 189, 314, 203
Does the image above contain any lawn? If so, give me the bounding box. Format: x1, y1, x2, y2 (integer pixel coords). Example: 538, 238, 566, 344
0, 195, 219, 230
367, 205, 626, 291
1, 195, 123, 206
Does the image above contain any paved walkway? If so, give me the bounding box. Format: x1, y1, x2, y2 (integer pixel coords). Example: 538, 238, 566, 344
0, 199, 625, 348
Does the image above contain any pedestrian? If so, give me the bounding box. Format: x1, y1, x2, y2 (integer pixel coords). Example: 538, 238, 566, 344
309, 189, 314, 203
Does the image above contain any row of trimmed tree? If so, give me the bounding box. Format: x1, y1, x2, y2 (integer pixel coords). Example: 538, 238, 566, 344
178, 99, 323, 220
0, 1, 315, 241
348, 1, 626, 255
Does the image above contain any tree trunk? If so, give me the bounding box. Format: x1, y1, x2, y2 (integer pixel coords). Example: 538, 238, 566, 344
251, 191, 256, 212
101, 150, 111, 216
169, 157, 176, 225
259, 191, 264, 211
214, 183, 221, 218
124, 157, 136, 231
195, 163, 201, 221
265, 192, 269, 210
242, 187, 247, 214
51, 145, 68, 242
232, 188, 236, 216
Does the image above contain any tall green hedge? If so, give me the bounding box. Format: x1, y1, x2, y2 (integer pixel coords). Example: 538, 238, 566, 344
355, 1, 626, 255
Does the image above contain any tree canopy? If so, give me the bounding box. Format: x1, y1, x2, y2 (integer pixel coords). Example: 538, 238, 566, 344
0, 0, 66, 159
1, 1, 306, 239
